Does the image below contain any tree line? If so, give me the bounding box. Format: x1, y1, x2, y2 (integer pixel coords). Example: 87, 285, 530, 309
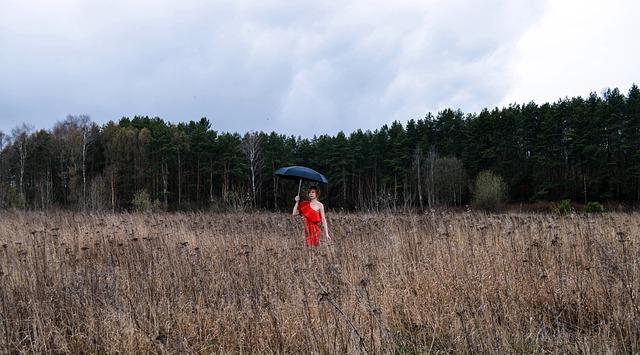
1, 84, 639, 211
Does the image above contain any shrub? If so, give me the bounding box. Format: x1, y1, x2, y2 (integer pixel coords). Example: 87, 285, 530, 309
132, 190, 152, 212
584, 201, 604, 213
472, 170, 507, 211
549, 199, 572, 215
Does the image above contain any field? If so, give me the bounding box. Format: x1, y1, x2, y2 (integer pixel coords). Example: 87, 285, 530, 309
1, 211, 639, 353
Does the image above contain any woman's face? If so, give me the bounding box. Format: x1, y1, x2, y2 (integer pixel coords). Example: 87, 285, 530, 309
308, 189, 317, 200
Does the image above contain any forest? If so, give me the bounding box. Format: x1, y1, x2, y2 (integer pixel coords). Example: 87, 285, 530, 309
1, 84, 639, 211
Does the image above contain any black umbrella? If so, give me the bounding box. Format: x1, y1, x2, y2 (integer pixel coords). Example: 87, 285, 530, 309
274, 166, 328, 196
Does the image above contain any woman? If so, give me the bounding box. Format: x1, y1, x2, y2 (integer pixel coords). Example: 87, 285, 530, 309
292, 186, 332, 246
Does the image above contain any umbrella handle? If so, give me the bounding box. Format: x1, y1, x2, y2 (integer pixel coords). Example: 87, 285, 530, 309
297, 179, 302, 197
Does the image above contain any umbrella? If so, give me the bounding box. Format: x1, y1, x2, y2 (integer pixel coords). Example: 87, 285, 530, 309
274, 166, 328, 196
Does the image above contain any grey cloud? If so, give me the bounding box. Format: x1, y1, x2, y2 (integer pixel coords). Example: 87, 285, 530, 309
0, 0, 545, 136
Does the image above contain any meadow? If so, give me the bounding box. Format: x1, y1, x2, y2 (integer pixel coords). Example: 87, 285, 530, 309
0, 211, 638, 353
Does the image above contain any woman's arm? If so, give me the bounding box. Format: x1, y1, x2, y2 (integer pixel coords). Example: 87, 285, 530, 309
292, 195, 300, 215
320, 204, 332, 242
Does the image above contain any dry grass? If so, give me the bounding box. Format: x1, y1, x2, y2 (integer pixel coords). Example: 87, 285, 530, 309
0, 211, 639, 354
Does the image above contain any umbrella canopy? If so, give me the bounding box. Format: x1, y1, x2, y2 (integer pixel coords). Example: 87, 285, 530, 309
275, 166, 328, 196
274, 166, 328, 184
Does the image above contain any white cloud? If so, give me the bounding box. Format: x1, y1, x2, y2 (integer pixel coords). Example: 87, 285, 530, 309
502, 0, 640, 106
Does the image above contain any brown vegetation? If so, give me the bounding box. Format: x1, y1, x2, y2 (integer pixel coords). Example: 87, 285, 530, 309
0, 211, 639, 353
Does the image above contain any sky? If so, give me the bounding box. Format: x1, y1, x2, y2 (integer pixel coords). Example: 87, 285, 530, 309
0, 0, 638, 138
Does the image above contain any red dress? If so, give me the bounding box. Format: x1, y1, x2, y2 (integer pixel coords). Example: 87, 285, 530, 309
298, 201, 322, 246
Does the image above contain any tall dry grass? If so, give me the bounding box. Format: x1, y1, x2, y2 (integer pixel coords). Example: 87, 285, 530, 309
0, 211, 638, 353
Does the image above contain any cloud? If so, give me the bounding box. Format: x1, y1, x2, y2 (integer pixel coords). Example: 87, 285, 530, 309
0, 0, 545, 136
502, 0, 640, 106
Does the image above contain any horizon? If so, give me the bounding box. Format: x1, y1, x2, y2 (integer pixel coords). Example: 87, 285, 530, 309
1, 83, 637, 139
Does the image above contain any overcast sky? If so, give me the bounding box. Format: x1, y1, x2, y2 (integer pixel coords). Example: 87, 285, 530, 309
0, 0, 638, 137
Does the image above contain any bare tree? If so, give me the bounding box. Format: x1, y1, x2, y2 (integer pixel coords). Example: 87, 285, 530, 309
136, 128, 152, 194
11, 124, 32, 206
425, 148, 437, 208
80, 117, 90, 209
172, 131, 189, 207
424, 149, 467, 207
101, 122, 124, 212
434, 156, 467, 206
162, 161, 169, 210
76, 115, 93, 210
412, 145, 423, 209
53, 115, 93, 210
241, 132, 263, 207
0, 131, 7, 206
107, 165, 117, 212
88, 175, 107, 210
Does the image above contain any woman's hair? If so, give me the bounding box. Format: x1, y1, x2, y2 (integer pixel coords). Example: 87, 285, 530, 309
308, 185, 320, 197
